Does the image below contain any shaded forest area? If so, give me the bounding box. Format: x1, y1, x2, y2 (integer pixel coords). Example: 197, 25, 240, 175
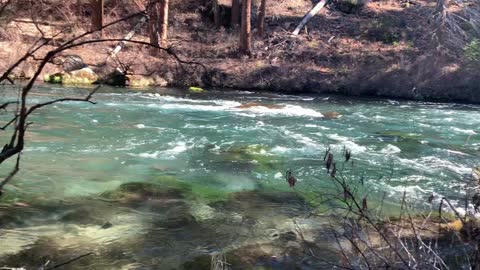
0, 0, 479, 102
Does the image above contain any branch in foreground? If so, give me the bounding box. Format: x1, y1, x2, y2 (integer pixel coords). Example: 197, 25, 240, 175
26, 85, 101, 116
0, 152, 20, 194
45, 252, 93, 270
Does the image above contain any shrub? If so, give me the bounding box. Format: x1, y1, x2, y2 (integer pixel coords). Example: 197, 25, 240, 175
465, 39, 480, 65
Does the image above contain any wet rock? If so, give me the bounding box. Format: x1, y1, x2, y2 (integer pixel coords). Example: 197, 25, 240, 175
43, 67, 98, 85
206, 144, 279, 174
0, 237, 93, 269
55, 54, 88, 72
188, 86, 205, 93
190, 203, 217, 221
127, 75, 168, 87
211, 190, 308, 219
101, 182, 186, 203
60, 206, 108, 225
99, 69, 127, 86
101, 221, 113, 229
164, 206, 197, 229
43, 72, 63, 84
322, 111, 342, 119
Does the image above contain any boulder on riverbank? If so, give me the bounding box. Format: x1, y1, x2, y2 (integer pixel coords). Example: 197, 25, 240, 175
43, 67, 98, 85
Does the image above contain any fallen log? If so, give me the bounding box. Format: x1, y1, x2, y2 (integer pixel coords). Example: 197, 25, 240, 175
292, 0, 328, 36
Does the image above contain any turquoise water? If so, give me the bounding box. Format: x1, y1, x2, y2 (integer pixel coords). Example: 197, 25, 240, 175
0, 85, 479, 269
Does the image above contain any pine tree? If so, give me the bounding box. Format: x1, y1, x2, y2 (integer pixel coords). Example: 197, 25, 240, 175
240, 0, 251, 54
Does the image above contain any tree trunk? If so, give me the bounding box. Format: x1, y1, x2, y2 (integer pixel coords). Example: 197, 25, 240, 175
231, 0, 240, 27
213, 0, 220, 27
240, 0, 251, 54
159, 0, 169, 47
148, 0, 160, 47
77, 0, 82, 16
256, 0, 266, 37
90, 0, 104, 34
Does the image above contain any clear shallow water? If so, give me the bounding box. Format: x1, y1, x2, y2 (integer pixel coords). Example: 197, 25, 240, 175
0, 85, 479, 269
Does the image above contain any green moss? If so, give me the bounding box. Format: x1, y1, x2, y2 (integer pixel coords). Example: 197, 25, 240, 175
150, 175, 228, 203
188, 86, 205, 93
465, 39, 480, 66
43, 73, 63, 84
220, 144, 280, 173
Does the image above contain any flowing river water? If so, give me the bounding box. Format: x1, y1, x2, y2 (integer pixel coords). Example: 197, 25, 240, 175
0, 85, 479, 269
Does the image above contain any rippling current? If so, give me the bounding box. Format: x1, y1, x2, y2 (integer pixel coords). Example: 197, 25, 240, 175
0, 85, 479, 269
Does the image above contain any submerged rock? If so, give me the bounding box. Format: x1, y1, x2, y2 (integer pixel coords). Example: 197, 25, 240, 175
101, 182, 186, 205
375, 130, 422, 142
322, 111, 342, 119
60, 206, 110, 226
182, 254, 211, 270
206, 144, 279, 174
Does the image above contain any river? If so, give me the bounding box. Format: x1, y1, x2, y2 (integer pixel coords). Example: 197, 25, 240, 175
0, 85, 479, 269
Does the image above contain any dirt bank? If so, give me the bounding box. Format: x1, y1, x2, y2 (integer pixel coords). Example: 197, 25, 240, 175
1, 0, 478, 103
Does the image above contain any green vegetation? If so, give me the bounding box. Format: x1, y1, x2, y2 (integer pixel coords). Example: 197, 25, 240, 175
188, 86, 205, 93
465, 39, 480, 66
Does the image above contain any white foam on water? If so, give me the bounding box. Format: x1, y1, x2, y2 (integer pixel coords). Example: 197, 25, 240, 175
135, 124, 146, 129
380, 144, 401, 154
305, 124, 330, 130
129, 141, 189, 159
142, 93, 242, 107
286, 131, 319, 147
235, 104, 323, 117
446, 149, 469, 156
452, 127, 477, 135
396, 156, 472, 175
327, 134, 368, 153
184, 123, 218, 129
24, 146, 49, 152
271, 146, 289, 154
135, 94, 324, 118
153, 103, 233, 111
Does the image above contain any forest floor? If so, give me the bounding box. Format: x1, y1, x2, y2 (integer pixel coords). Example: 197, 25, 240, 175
0, 0, 479, 102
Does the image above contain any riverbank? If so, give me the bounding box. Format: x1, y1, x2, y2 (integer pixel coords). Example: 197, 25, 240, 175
1, 0, 479, 103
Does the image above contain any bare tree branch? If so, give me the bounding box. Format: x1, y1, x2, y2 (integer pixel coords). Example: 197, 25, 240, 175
0, 101, 18, 111
0, 152, 20, 192
45, 252, 93, 270
26, 85, 101, 116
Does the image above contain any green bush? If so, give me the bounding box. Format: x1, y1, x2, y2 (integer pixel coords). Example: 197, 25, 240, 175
465, 39, 480, 65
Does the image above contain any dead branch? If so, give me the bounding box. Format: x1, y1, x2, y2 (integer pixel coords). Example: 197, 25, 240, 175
0, 101, 18, 111
45, 252, 93, 270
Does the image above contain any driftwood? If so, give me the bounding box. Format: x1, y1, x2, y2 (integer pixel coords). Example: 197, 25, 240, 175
110, 15, 148, 57
292, 0, 328, 36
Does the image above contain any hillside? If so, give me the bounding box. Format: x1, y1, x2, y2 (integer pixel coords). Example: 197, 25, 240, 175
0, 0, 479, 102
